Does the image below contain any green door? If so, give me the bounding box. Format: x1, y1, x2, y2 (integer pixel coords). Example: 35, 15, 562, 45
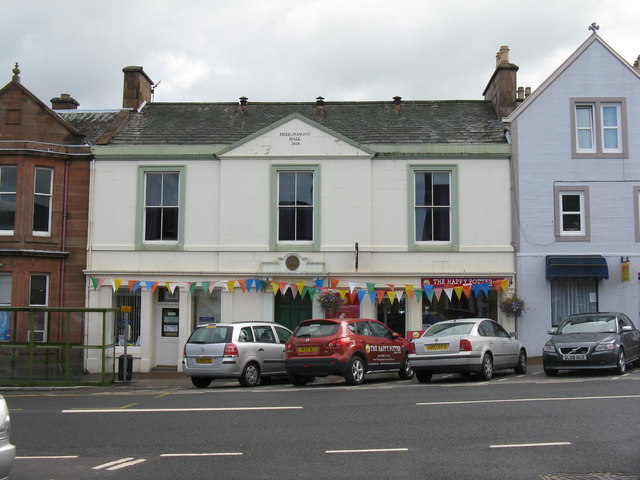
274, 290, 312, 331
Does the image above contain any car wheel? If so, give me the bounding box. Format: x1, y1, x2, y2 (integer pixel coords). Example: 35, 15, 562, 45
478, 353, 493, 381
415, 371, 432, 383
344, 356, 365, 385
398, 356, 414, 380
615, 349, 626, 375
543, 367, 558, 377
190, 377, 212, 389
514, 349, 527, 374
288, 374, 310, 386
239, 362, 260, 387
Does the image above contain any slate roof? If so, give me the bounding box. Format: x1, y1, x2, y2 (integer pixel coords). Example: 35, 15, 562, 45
108, 100, 506, 146
58, 110, 123, 144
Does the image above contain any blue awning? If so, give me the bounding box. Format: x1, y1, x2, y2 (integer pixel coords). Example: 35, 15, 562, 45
546, 255, 609, 279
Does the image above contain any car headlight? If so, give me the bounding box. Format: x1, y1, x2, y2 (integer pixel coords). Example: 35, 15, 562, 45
595, 342, 616, 352
0, 413, 10, 441
543, 344, 556, 353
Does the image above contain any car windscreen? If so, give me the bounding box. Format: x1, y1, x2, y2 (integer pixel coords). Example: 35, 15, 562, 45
556, 316, 616, 334
294, 321, 340, 338
187, 326, 233, 343
424, 322, 474, 336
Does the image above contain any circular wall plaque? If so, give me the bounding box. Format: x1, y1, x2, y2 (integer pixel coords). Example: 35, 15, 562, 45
285, 255, 300, 271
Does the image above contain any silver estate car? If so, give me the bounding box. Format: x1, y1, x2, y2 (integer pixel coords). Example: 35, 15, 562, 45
408, 318, 527, 382
0, 395, 15, 480
182, 321, 292, 388
543, 312, 640, 376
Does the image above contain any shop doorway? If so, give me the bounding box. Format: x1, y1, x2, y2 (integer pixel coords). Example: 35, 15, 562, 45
274, 290, 312, 331
156, 305, 179, 367
377, 298, 406, 337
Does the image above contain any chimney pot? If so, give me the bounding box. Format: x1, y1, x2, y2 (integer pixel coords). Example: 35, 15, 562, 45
496, 45, 510, 67
517, 87, 524, 101
634, 55, 640, 70
393, 96, 402, 105
316, 96, 324, 106
239, 96, 248, 106
525, 87, 532, 97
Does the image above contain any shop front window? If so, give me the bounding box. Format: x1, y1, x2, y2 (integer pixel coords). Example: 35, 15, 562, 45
115, 288, 141, 346
550, 278, 597, 326
191, 287, 222, 330
421, 282, 498, 329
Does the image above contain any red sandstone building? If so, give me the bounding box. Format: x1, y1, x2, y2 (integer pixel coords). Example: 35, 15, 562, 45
0, 64, 119, 344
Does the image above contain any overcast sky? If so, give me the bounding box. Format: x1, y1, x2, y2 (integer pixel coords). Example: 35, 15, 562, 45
3, 0, 640, 110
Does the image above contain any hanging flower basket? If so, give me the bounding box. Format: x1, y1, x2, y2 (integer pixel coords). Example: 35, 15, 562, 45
317, 293, 344, 318
499, 293, 526, 317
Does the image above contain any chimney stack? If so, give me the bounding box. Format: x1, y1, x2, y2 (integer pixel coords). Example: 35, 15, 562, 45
483, 45, 519, 119
122, 66, 154, 110
50, 93, 79, 110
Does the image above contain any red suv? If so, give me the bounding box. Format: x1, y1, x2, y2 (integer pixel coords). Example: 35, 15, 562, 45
284, 318, 414, 386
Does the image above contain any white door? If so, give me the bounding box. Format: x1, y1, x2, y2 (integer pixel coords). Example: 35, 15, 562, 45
156, 305, 180, 367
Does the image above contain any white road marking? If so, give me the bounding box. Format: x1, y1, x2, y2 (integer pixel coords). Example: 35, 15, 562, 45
63, 406, 303, 413
417, 394, 640, 406
326, 448, 409, 454
106, 458, 147, 470
16, 455, 79, 459
93, 457, 135, 469
160, 452, 243, 457
490, 442, 571, 449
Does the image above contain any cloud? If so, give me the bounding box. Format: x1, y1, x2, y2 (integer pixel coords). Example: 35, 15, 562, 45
2, 0, 639, 109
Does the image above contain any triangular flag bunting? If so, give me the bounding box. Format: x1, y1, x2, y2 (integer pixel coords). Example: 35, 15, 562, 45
357, 290, 367, 303
453, 286, 464, 300
404, 285, 414, 298
415, 289, 423, 303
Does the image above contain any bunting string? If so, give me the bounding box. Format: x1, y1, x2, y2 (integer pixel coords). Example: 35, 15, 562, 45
91, 276, 512, 305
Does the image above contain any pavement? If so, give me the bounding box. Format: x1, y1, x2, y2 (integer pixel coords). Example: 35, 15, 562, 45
0, 356, 545, 391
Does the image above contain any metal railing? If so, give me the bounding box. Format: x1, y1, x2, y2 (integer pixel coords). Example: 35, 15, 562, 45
0, 306, 119, 386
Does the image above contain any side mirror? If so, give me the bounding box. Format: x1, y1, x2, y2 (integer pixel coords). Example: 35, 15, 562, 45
547, 328, 557, 335
622, 325, 632, 332
509, 332, 518, 339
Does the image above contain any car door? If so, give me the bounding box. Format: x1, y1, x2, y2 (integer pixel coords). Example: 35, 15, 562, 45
369, 321, 403, 371
252, 325, 282, 375
618, 314, 640, 361
478, 320, 505, 367
491, 321, 519, 367
353, 320, 380, 368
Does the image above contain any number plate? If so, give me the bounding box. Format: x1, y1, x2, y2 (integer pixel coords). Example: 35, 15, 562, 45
562, 354, 587, 361
426, 343, 449, 351
195, 358, 213, 364
298, 346, 319, 353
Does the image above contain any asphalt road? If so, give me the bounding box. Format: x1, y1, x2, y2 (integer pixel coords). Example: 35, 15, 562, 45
4, 363, 640, 480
